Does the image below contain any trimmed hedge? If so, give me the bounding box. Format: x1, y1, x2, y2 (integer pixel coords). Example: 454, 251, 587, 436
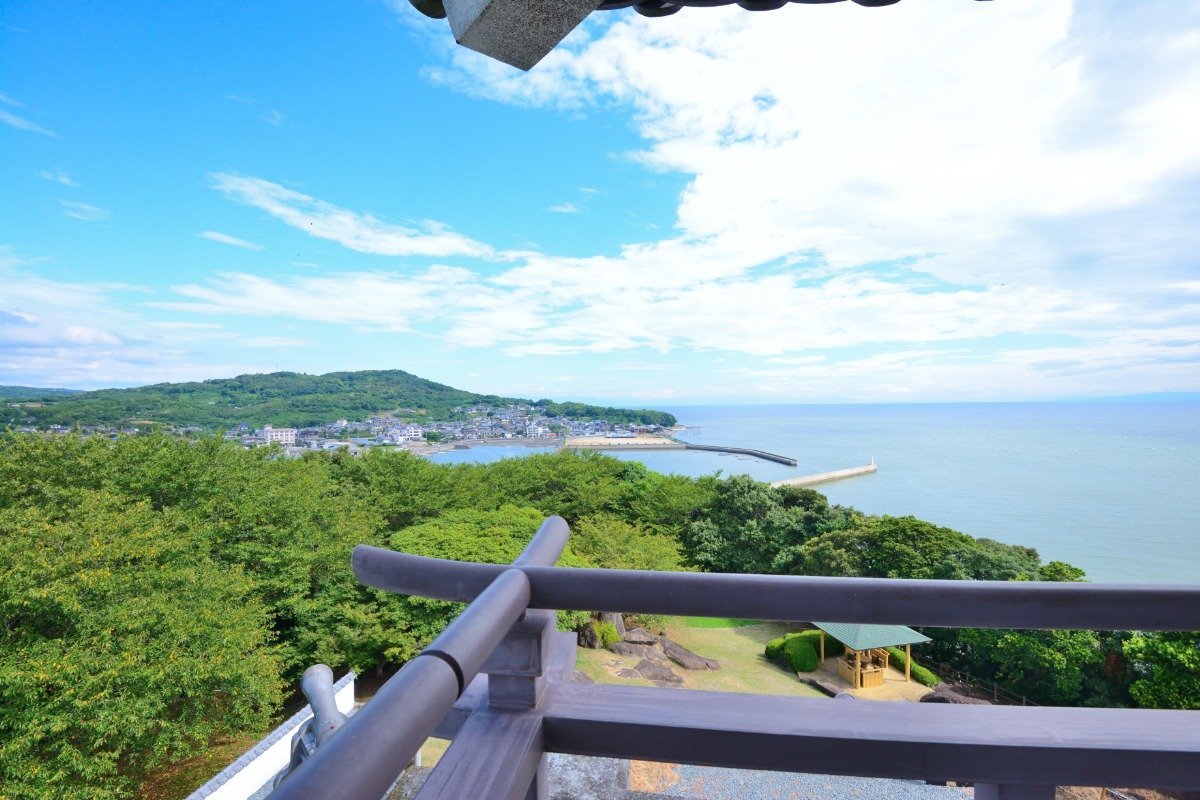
785, 637, 819, 672
886, 646, 941, 687
763, 629, 845, 668
596, 621, 621, 648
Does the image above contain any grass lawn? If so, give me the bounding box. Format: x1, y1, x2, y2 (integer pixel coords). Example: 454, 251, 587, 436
680, 616, 759, 628
575, 618, 824, 697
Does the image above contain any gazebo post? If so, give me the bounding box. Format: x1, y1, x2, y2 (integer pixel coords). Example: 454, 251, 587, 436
819, 631, 825, 663
854, 649, 862, 689
905, 644, 911, 682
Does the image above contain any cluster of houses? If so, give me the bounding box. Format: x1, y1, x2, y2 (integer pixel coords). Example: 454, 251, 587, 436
223, 404, 666, 455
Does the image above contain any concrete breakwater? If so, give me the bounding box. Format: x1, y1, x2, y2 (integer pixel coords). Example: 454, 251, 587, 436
564, 436, 797, 465
772, 463, 877, 488
678, 441, 797, 466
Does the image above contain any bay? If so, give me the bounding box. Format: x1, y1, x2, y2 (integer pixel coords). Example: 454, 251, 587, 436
429, 401, 1200, 584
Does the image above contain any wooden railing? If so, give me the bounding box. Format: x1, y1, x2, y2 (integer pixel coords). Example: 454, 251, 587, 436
270, 516, 1200, 800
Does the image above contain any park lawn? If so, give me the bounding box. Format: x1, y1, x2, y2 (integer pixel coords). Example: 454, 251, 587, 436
575, 619, 824, 697
681, 616, 759, 628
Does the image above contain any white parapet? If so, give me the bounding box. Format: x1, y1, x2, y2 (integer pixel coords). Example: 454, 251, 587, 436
186, 673, 355, 800
444, 0, 603, 70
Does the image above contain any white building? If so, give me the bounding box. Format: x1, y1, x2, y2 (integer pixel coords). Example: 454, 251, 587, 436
262, 425, 297, 446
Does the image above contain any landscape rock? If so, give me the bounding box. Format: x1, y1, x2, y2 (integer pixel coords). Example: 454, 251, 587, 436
919, 688, 989, 705
610, 642, 659, 659
634, 658, 683, 686
622, 627, 658, 645
572, 670, 595, 684
658, 636, 720, 671
599, 612, 626, 639
578, 623, 601, 649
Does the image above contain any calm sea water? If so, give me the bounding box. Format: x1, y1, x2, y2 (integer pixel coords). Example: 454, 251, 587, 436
429, 402, 1200, 584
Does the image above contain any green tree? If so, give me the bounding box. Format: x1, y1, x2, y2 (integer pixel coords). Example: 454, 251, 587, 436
0, 495, 281, 800
682, 475, 841, 574
389, 506, 590, 643
571, 514, 684, 572
1124, 632, 1200, 710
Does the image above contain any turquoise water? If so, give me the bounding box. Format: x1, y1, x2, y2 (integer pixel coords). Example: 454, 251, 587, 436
429, 402, 1200, 584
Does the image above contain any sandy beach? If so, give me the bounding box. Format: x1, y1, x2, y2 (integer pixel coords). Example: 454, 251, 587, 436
564, 435, 685, 449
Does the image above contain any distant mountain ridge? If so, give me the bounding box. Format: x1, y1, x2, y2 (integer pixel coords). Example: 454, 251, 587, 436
0, 370, 677, 430
0, 386, 83, 401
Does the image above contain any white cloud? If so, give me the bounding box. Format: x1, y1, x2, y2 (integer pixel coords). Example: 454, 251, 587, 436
59, 200, 111, 222
150, 2, 1200, 400
36, 168, 80, 188
242, 336, 313, 348
261, 108, 286, 126
0, 246, 259, 388
199, 230, 264, 251
209, 173, 496, 259
430, 1, 1200, 283
0, 108, 56, 137
548, 202, 582, 213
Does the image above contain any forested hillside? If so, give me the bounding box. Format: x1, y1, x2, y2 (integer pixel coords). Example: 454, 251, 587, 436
0, 434, 1194, 799
0, 385, 81, 401
0, 369, 676, 429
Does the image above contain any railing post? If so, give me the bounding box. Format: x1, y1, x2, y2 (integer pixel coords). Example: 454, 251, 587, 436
484, 608, 556, 709
975, 784, 1056, 800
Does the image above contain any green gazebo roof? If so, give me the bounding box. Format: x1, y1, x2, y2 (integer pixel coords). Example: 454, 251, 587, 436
813, 622, 931, 652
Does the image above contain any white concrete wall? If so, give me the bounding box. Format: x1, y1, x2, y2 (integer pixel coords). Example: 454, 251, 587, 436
186, 673, 355, 800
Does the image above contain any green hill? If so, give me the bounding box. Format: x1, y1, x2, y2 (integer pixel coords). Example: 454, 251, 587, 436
0, 385, 83, 401
0, 370, 676, 430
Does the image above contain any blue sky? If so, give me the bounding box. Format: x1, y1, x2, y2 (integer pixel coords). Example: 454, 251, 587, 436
2, 1, 1199, 404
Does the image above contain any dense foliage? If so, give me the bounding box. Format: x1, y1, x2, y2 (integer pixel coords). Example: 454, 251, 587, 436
0, 433, 1194, 798
0, 385, 81, 401
1, 369, 676, 430
532, 399, 676, 428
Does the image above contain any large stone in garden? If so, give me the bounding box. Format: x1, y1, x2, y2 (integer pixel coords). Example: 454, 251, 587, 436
610, 642, 658, 659
578, 623, 600, 649
634, 658, 683, 686
919, 688, 990, 705
622, 627, 658, 645
658, 636, 720, 671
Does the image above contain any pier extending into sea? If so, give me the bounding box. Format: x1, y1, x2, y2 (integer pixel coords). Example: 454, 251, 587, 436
678, 441, 797, 466
772, 463, 877, 488
563, 435, 797, 466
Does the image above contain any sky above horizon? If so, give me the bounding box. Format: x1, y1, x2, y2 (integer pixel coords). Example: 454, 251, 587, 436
2, 1, 1199, 405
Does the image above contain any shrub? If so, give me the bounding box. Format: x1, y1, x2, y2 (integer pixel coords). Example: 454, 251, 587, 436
887, 646, 941, 687
785, 637, 819, 672
596, 621, 621, 648
766, 629, 844, 668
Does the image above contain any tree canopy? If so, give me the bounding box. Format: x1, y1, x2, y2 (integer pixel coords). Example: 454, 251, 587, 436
0, 432, 1193, 799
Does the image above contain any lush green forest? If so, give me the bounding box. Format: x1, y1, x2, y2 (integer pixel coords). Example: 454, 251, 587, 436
0, 434, 1195, 799
0, 370, 677, 429
0, 385, 81, 401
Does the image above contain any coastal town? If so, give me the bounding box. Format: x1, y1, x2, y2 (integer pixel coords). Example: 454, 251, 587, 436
2, 402, 671, 455
223, 403, 673, 455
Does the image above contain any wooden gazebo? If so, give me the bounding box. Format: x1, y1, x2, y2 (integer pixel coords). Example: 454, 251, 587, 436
813, 622, 931, 689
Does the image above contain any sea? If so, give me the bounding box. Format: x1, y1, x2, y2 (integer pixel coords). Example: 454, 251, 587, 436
428, 401, 1200, 584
